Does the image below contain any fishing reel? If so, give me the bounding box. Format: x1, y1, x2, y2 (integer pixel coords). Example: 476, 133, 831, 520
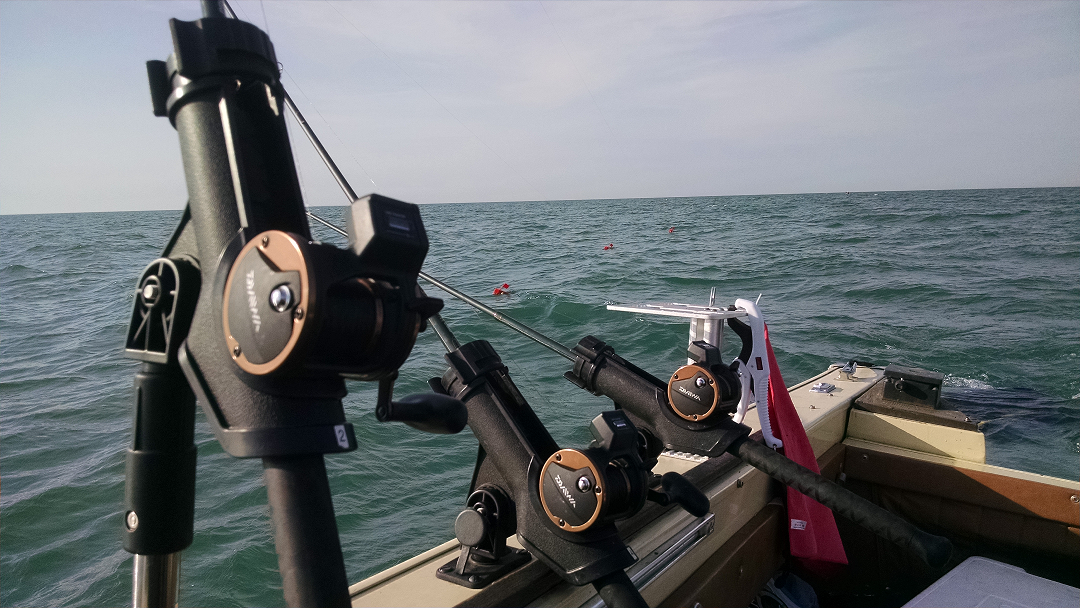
539, 410, 710, 532
538, 411, 651, 532
666, 340, 742, 424
223, 194, 443, 380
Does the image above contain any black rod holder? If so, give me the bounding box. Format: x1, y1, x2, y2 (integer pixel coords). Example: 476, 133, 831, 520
123, 362, 197, 608
136, 8, 445, 607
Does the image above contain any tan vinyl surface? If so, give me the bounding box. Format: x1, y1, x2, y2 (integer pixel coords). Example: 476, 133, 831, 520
846, 409, 986, 462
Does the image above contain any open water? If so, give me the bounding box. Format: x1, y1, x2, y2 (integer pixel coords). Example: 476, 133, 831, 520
2, 188, 1078, 607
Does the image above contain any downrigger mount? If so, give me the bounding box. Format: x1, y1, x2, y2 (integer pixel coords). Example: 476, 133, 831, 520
426, 331, 709, 608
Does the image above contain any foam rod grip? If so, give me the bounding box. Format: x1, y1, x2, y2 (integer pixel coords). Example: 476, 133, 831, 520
730, 437, 953, 569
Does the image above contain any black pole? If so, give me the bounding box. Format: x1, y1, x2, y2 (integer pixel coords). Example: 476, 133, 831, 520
201, 0, 226, 19
263, 455, 351, 608
123, 362, 197, 608
591, 570, 649, 608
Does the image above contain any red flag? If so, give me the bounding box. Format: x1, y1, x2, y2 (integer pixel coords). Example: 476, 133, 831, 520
764, 324, 848, 567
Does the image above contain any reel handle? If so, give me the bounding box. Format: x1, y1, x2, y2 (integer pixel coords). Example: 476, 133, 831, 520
646, 472, 710, 518
374, 372, 468, 434
377, 393, 468, 435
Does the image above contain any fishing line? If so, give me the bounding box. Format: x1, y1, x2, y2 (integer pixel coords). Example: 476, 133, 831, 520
281, 69, 379, 190
321, 0, 546, 201
222, 0, 379, 193
259, 0, 271, 35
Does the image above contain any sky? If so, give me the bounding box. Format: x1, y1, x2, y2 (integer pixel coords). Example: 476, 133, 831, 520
0, 1, 1077, 215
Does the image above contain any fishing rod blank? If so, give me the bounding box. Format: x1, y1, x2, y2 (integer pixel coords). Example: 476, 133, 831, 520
416, 273, 575, 361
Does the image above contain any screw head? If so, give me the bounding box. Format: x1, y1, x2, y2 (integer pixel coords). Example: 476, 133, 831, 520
576, 476, 592, 492
1071, 495, 1079, 504
269, 284, 293, 312
232, 344, 242, 357
261, 235, 270, 247
141, 283, 161, 303
695, 377, 707, 388
293, 307, 304, 320
125, 511, 139, 531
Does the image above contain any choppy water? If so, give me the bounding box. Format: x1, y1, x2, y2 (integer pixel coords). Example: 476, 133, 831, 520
2, 188, 1078, 607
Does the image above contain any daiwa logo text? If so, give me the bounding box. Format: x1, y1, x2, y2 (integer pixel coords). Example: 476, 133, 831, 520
677, 386, 702, 402
246, 270, 261, 332
554, 474, 576, 508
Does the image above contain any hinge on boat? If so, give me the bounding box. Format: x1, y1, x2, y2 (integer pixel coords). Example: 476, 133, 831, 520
435, 485, 531, 589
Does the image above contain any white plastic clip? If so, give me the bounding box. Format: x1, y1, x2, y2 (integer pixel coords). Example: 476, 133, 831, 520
735, 298, 782, 449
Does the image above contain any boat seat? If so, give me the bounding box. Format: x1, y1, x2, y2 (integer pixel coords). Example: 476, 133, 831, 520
903, 556, 1080, 608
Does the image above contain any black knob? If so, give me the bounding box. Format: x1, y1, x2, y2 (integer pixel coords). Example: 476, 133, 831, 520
454, 507, 489, 547
647, 472, 711, 517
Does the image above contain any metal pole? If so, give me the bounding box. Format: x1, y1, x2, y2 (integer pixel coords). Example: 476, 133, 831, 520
132, 554, 181, 608
282, 92, 360, 203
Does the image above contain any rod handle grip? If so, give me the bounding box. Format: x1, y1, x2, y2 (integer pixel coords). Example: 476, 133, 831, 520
731, 437, 953, 569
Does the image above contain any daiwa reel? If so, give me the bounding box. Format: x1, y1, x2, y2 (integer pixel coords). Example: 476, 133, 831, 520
666, 340, 742, 424
221, 194, 442, 380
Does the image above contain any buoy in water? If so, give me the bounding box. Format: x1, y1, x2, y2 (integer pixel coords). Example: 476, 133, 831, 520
603, 243, 614, 250
668, 227, 674, 233
493, 283, 511, 295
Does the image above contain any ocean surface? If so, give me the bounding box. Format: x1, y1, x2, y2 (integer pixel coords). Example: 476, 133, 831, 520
2, 188, 1078, 607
